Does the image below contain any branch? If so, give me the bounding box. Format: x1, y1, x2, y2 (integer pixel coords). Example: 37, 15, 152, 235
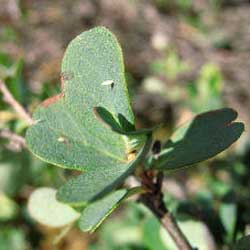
139, 171, 194, 250
0, 129, 26, 149
0, 80, 33, 125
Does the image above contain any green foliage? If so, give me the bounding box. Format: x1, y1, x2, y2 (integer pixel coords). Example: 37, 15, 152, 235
151, 50, 189, 80
0, 52, 25, 103
90, 201, 213, 250
0, 227, 28, 250
234, 235, 250, 250
26, 27, 153, 231
187, 63, 223, 113
149, 108, 244, 170
143, 217, 166, 250
219, 202, 237, 243
0, 192, 18, 221
0, 148, 30, 196
79, 188, 141, 233
26, 27, 137, 172
25, 27, 244, 234
155, 0, 193, 13
89, 203, 144, 250
56, 136, 151, 206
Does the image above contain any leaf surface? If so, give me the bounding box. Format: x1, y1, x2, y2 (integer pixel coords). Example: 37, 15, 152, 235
79, 188, 140, 232
28, 187, 80, 228
26, 27, 136, 172
152, 108, 244, 170
57, 135, 152, 206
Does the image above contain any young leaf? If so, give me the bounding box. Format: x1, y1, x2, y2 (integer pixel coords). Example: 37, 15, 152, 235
79, 188, 141, 232
28, 187, 80, 228
26, 27, 136, 172
151, 108, 244, 170
219, 202, 237, 241
94, 106, 156, 135
56, 134, 152, 206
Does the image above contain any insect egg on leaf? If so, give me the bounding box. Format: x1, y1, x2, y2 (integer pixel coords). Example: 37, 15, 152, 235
101, 80, 114, 89
58, 136, 66, 143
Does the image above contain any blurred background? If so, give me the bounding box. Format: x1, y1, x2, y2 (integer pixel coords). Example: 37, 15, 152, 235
0, 0, 250, 249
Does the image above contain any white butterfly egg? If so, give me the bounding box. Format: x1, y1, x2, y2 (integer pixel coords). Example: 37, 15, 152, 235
101, 80, 114, 88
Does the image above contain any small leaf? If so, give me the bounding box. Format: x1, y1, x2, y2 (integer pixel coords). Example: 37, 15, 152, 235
152, 108, 244, 170
57, 135, 152, 206
0, 227, 29, 250
94, 106, 156, 135
0, 192, 18, 221
233, 235, 250, 250
79, 188, 139, 232
28, 187, 80, 228
219, 202, 237, 241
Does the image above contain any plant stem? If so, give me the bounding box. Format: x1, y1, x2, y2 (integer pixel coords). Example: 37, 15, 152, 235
0, 80, 33, 125
0, 129, 26, 148
139, 172, 193, 250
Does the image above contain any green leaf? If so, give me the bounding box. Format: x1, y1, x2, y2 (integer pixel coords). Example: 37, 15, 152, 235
94, 106, 156, 135
142, 217, 166, 250
152, 108, 244, 170
28, 187, 80, 228
0, 192, 18, 221
57, 135, 152, 206
79, 188, 139, 232
0, 227, 29, 250
219, 202, 237, 241
234, 235, 250, 250
187, 63, 223, 113
26, 27, 136, 172
0, 148, 30, 196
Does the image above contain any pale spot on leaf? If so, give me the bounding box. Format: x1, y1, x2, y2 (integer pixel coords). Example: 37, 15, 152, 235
101, 80, 114, 88
58, 136, 66, 142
